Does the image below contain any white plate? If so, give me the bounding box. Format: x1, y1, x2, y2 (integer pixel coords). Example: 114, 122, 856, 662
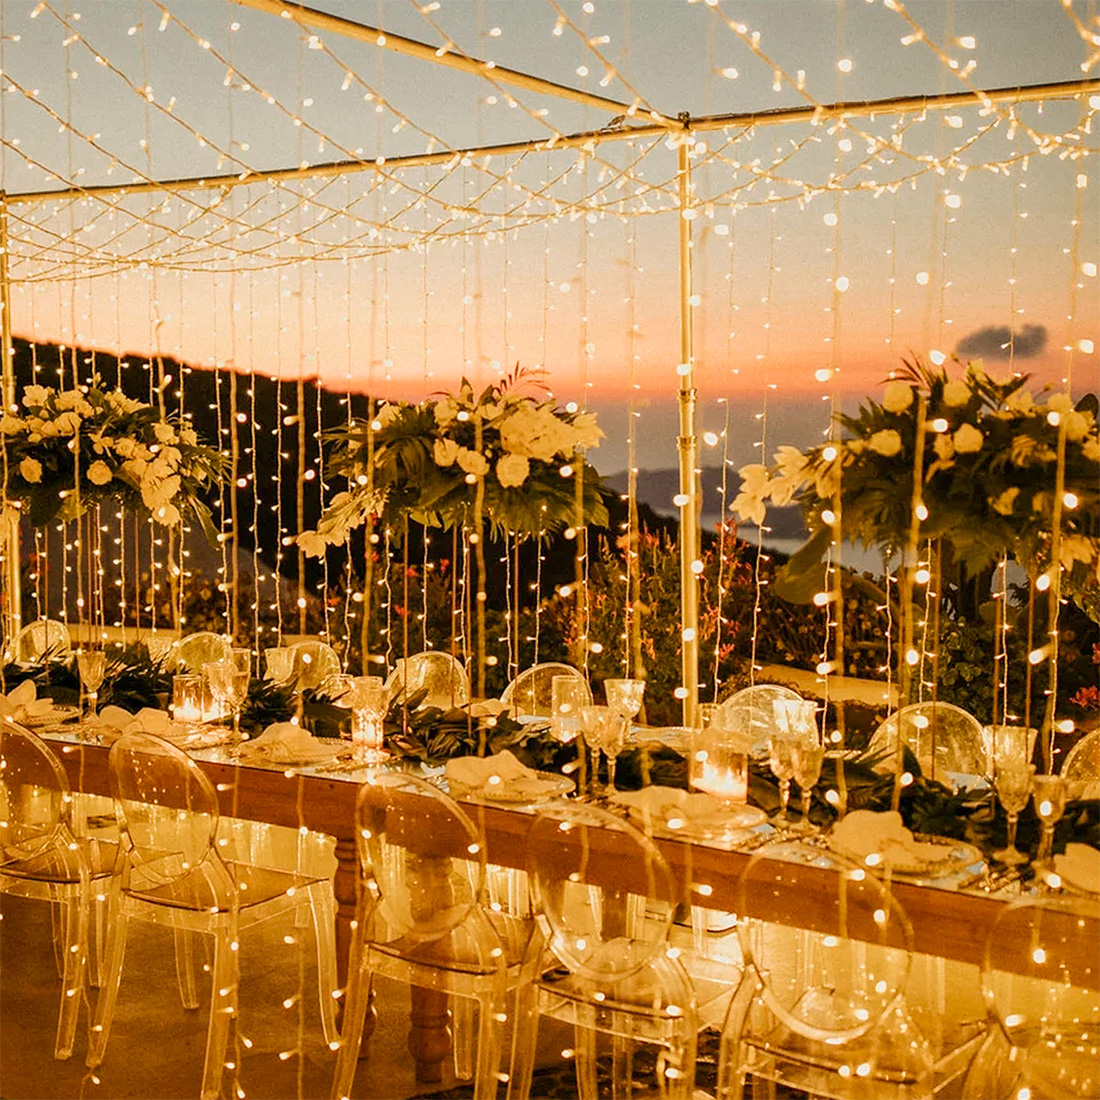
445, 771, 574, 804
614, 793, 767, 840
830, 832, 983, 879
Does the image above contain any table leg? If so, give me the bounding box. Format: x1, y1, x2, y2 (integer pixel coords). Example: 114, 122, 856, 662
333, 833, 375, 1056
409, 985, 451, 1084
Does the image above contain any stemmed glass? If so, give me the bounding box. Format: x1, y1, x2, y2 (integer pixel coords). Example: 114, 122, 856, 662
768, 735, 797, 824
204, 660, 250, 739
77, 650, 106, 720
604, 678, 645, 734
991, 762, 1034, 865
790, 741, 825, 833
1032, 774, 1068, 870
580, 705, 628, 796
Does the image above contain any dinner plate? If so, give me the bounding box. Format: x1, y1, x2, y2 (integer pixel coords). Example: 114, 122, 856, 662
21, 705, 81, 727
442, 771, 575, 804
830, 832, 983, 879
616, 798, 767, 841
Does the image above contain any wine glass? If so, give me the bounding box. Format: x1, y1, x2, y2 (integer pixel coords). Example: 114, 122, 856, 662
230, 647, 252, 675
768, 735, 797, 823
264, 646, 294, 686
551, 676, 588, 744
77, 650, 106, 720
604, 678, 645, 734
587, 705, 628, 794
790, 741, 825, 833
991, 762, 1034, 865
204, 660, 250, 739
1032, 774, 1068, 870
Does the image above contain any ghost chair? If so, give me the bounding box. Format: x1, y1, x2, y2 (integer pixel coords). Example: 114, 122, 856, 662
715, 684, 806, 755
3, 618, 73, 663
385, 650, 470, 710
501, 662, 590, 721
0, 719, 116, 1058
868, 701, 987, 784
86, 731, 339, 1100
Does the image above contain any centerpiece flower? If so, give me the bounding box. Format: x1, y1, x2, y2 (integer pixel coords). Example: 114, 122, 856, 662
298, 368, 607, 554
733, 357, 1100, 619
1, 379, 224, 539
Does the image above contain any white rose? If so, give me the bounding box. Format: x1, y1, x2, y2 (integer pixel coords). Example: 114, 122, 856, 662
953, 423, 983, 454
433, 397, 460, 426
499, 406, 572, 463
0, 415, 24, 435
19, 457, 42, 483
117, 457, 148, 487
86, 460, 113, 486
114, 438, 137, 459
1063, 409, 1091, 443
141, 474, 181, 511
433, 438, 460, 467
55, 390, 83, 410
38, 420, 60, 438
496, 453, 530, 488
53, 411, 82, 435
152, 502, 181, 527
942, 379, 971, 407
1005, 388, 1035, 414
297, 531, 329, 558
868, 429, 903, 457
882, 381, 914, 413
180, 427, 198, 446
21, 385, 50, 408
153, 422, 177, 444
570, 411, 604, 450
456, 448, 489, 477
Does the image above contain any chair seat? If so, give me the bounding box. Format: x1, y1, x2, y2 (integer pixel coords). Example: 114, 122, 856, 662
126, 859, 326, 914
1, 836, 117, 884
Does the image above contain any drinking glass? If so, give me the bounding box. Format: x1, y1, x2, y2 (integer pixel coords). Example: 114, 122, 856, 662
77, 651, 106, 720
992, 762, 1034, 865
790, 741, 825, 833
172, 674, 204, 724
580, 705, 627, 795
1032, 773, 1068, 869
773, 699, 818, 742
604, 678, 645, 729
204, 660, 250, 738
768, 735, 797, 822
264, 646, 294, 686
551, 676, 588, 744
348, 675, 388, 762
230, 647, 252, 675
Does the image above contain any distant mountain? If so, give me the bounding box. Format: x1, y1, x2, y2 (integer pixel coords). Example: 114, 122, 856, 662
602, 467, 807, 539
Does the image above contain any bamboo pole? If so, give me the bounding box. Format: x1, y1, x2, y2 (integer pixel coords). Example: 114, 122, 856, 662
676, 134, 700, 730
5, 78, 1095, 207
0, 194, 22, 644
230, 0, 673, 125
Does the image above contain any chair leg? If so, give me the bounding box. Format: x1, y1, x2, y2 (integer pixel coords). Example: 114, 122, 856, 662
331, 955, 374, 1100
308, 883, 340, 1047
174, 925, 200, 1010
453, 994, 475, 1080
86, 906, 129, 1068
54, 893, 88, 1060
504, 982, 538, 1100
610, 1021, 635, 1100
89, 889, 107, 988
200, 929, 238, 1100
573, 1007, 600, 1100
472, 991, 505, 1100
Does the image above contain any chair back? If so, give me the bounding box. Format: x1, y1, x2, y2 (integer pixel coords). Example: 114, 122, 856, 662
385, 651, 470, 710
735, 846, 914, 1044
716, 684, 804, 754
868, 701, 986, 780
109, 732, 223, 892
168, 632, 232, 674
502, 663, 590, 719
1062, 729, 1100, 781
527, 802, 677, 982
4, 619, 73, 663
0, 719, 72, 864
356, 771, 485, 943
287, 640, 341, 692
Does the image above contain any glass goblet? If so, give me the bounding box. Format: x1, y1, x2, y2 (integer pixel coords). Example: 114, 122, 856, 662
579, 704, 607, 796
768, 735, 797, 823
264, 646, 294, 686
77, 650, 107, 720
604, 678, 645, 729
551, 676, 588, 745
790, 741, 825, 833
1032, 774, 1068, 869
595, 707, 628, 794
991, 763, 1034, 865
230, 647, 252, 675
205, 661, 249, 738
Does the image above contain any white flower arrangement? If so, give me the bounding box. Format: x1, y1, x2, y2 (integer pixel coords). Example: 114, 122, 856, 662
299, 369, 607, 555
1, 379, 224, 538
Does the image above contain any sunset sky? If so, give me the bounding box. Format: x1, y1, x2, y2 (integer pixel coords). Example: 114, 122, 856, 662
2, 0, 1097, 470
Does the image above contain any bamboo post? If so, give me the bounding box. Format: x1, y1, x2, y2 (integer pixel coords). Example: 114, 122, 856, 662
0, 194, 21, 646
676, 129, 700, 730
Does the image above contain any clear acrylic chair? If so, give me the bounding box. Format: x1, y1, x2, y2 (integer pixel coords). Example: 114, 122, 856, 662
501, 662, 590, 720
0, 718, 116, 1058
287, 639, 342, 692
385, 651, 470, 710
1061, 728, 1100, 792
3, 618, 73, 663
507, 802, 706, 1100
868, 701, 987, 782
168, 631, 232, 673
716, 684, 804, 755
961, 894, 1100, 1100
86, 731, 339, 1100
717, 845, 935, 1100
332, 771, 536, 1100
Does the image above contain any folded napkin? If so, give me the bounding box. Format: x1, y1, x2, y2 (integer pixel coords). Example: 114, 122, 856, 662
0, 680, 54, 723
467, 698, 508, 719
445, 750, 562, 799
238, 722, 342, 765
830, 809, 947, 872
612, 786, 757, 834
95, 706, 194, 746
1054, 843, 1100, 895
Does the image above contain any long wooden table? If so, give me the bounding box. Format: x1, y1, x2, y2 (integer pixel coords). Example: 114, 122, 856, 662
45, 733, 1099, 1087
